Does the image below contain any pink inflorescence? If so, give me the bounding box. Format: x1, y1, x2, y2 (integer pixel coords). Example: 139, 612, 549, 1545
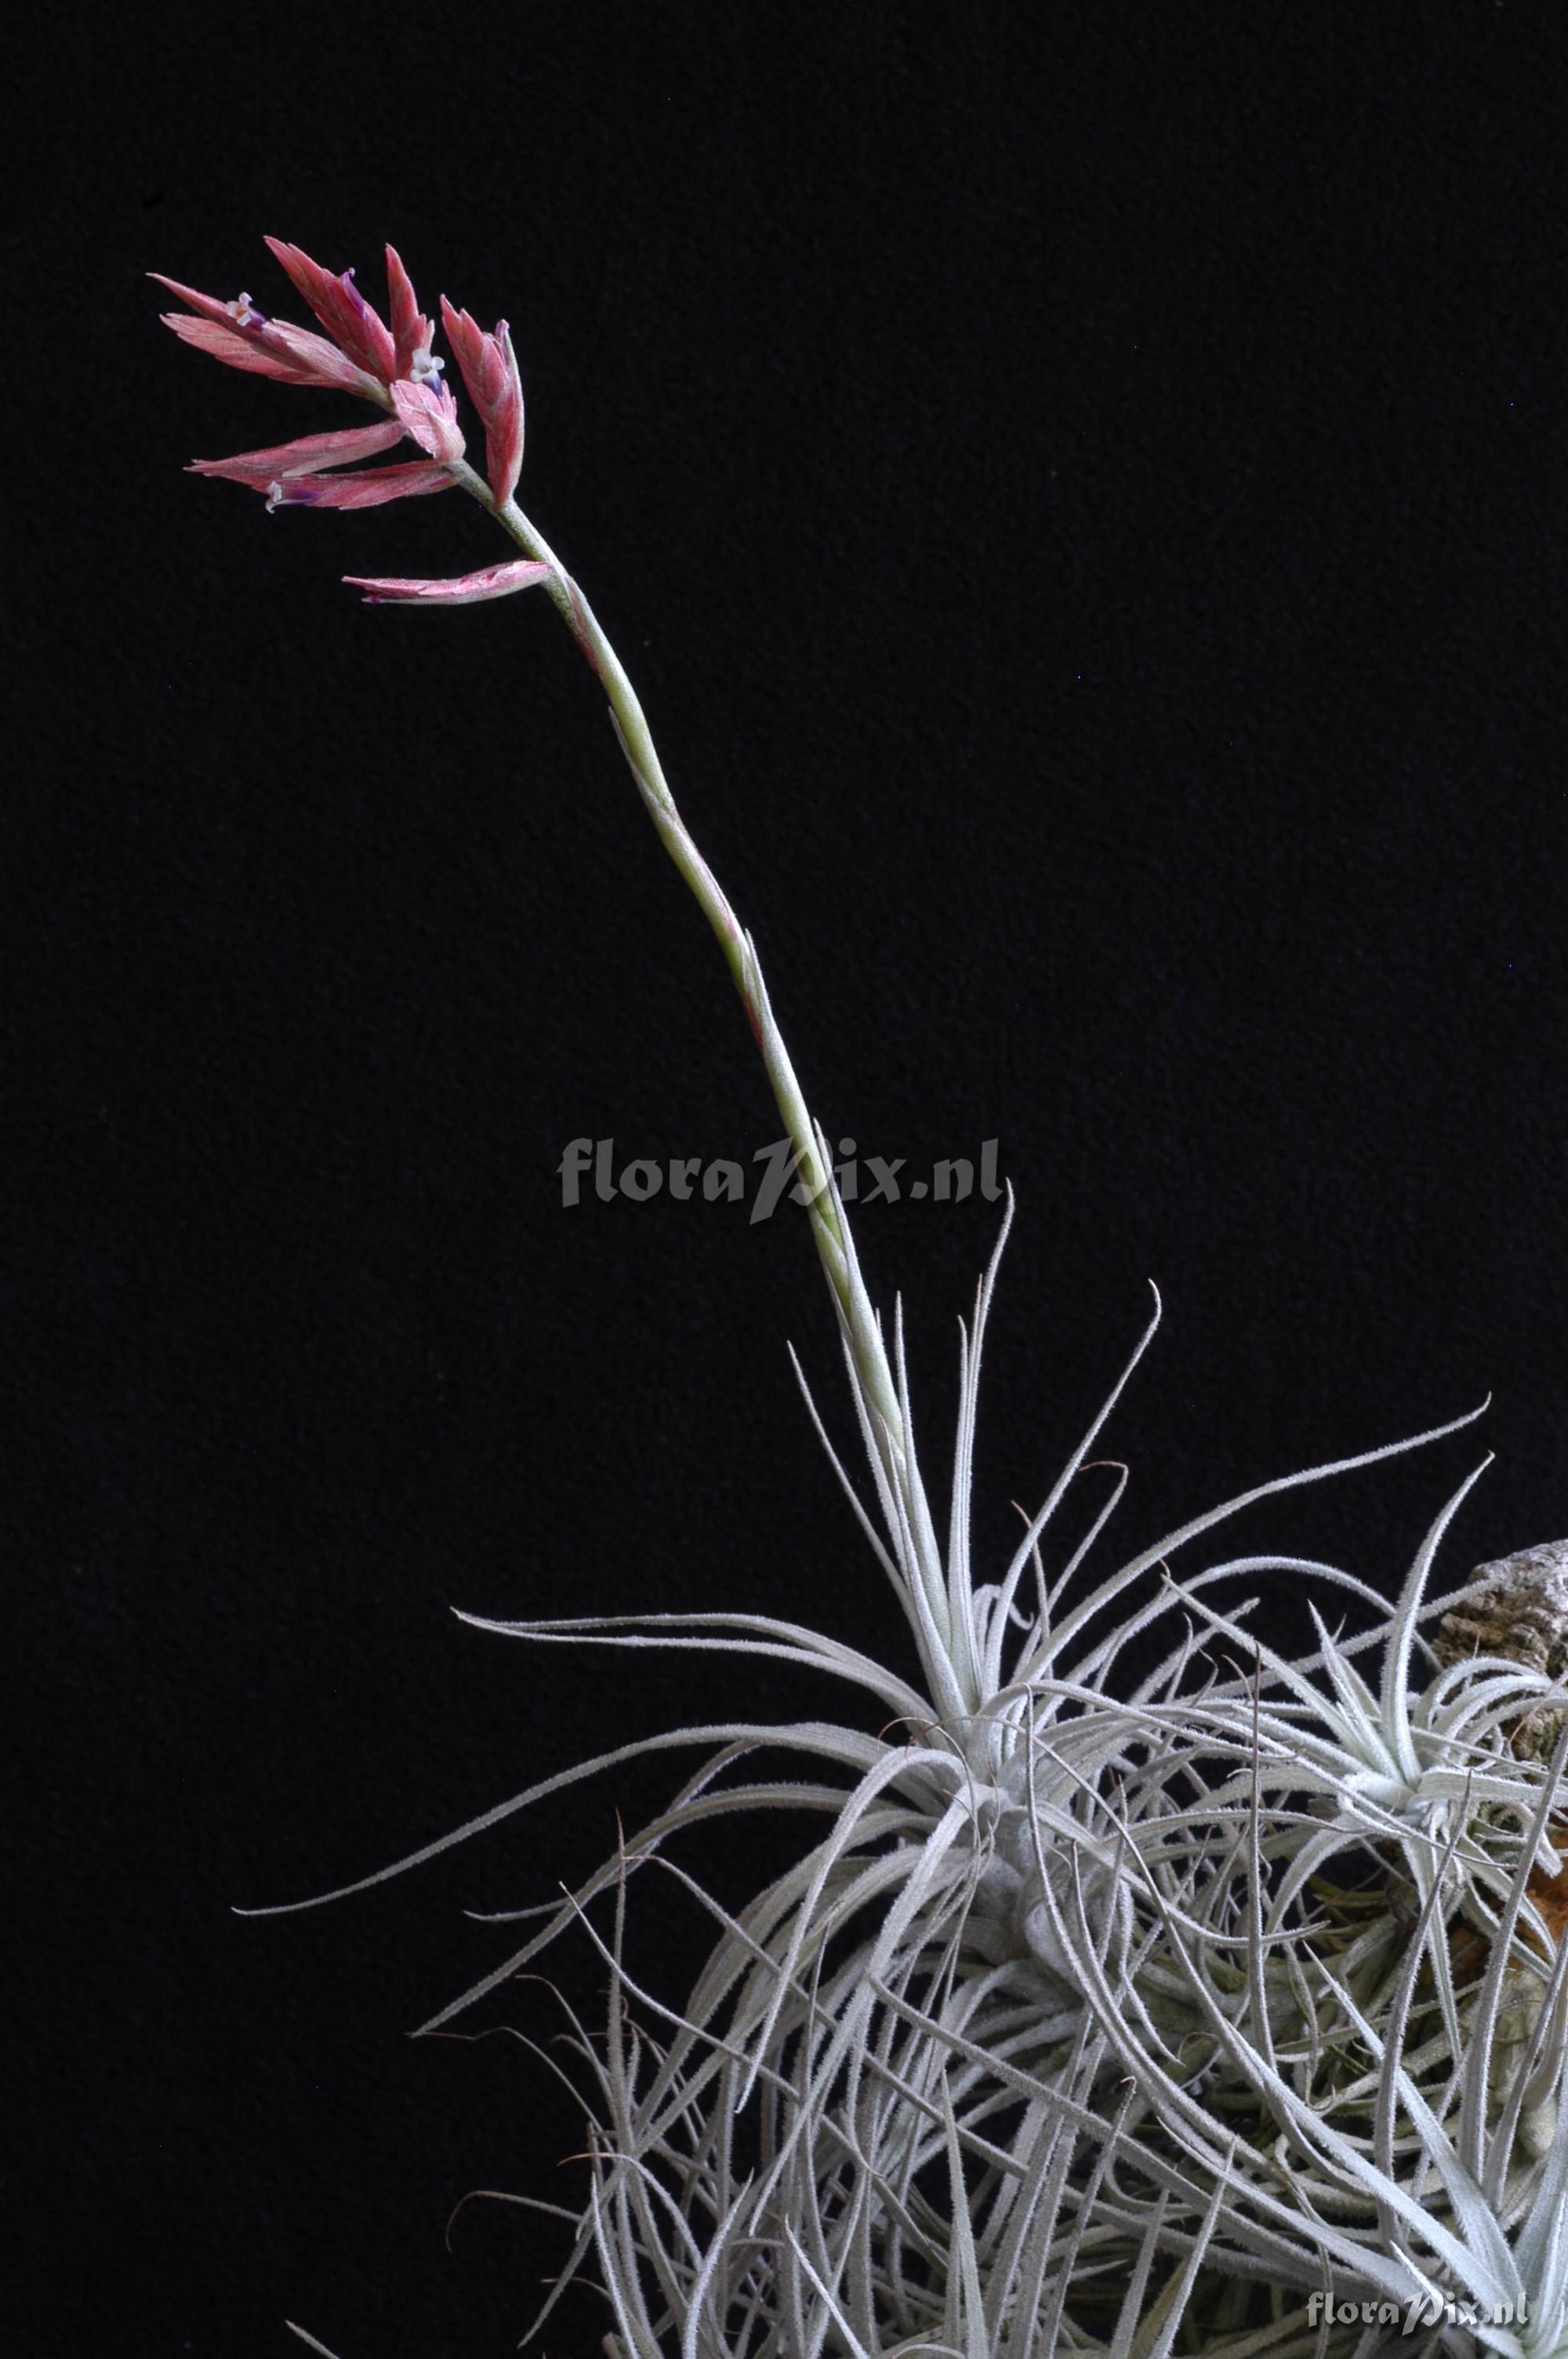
156, 238, 545, 605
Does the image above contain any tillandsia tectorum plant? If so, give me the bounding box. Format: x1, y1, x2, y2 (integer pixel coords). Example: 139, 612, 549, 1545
161, 240, 1568, 2359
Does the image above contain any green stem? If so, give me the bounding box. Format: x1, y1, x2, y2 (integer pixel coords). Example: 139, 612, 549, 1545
448, 460, 912, 1472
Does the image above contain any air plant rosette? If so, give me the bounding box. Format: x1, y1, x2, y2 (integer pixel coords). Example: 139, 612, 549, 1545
159, 240, 1568, 2359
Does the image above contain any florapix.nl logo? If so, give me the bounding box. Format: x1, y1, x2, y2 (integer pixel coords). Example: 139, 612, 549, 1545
1304, 2293, 1529, 2337
557, 1136, 1004, 1223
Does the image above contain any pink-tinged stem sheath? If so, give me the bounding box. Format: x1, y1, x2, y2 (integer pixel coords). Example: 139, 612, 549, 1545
347, 558, 554, 606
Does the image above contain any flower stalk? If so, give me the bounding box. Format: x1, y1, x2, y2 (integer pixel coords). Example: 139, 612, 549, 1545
487, 488, 908, 1434
161, 240, 957, 1682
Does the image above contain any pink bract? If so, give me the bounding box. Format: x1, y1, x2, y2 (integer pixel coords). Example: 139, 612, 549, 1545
345, 558, 554, 605
188, 421, 407, 490
439, 299, 524, 506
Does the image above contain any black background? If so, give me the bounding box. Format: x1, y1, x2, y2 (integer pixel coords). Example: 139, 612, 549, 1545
13, 7, 1568, 2355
